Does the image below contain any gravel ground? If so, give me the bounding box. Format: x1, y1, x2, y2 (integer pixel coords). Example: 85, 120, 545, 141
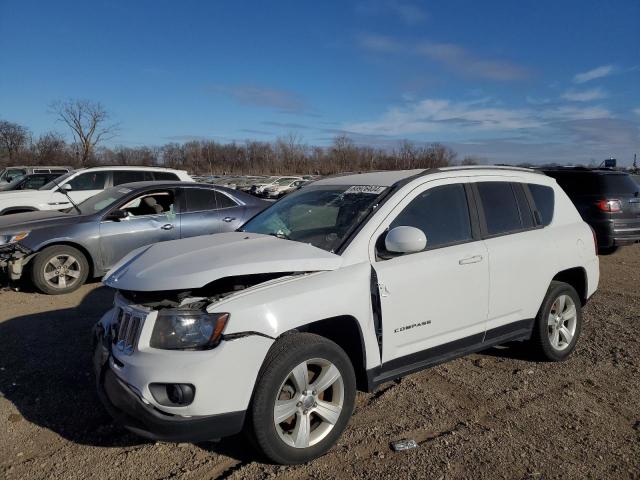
1, 245, 639, 479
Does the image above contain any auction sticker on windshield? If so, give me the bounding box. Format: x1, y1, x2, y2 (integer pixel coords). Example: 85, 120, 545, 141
344, 185, 387, 195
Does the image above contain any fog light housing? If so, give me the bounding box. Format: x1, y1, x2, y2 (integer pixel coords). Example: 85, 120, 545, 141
149, 383, 195, 406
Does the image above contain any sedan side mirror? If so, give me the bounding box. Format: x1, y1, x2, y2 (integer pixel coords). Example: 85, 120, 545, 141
61, 183, 72, 191
385, 226, 427, 254
107, 210, 129, 221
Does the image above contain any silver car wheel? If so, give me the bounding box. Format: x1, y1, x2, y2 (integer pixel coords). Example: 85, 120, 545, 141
43, 254, 82, 290
547, 294, 577, 351
273, 358, 345, 449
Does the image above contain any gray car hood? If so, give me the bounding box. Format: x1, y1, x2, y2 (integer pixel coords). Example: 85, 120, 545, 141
103, 232, 342, 291
0, 210, 81, 233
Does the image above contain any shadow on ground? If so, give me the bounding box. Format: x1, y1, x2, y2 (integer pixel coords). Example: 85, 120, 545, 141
0, 285, 256, 461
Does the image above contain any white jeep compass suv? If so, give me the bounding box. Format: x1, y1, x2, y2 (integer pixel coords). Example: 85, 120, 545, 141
94, 166, 599, 464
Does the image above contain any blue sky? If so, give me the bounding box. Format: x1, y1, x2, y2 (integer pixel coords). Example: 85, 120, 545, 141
1, 0, 639, 164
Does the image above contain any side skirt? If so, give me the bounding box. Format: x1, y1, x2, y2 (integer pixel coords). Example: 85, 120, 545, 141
366, 318, 534, 391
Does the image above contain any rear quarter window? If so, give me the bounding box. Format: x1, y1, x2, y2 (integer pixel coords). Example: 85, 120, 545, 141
528, 184, 555, 226
476, 182, 523, 236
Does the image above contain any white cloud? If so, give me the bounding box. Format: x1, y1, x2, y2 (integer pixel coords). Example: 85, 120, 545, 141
573, 65, 614, 83
356, 34, 401, 53
561, 88, 608, 102
633, 107, 640, 116
416, 42, 529, 81
344, 97, 611, 137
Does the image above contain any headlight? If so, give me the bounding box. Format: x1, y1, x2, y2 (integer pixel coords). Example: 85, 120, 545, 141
0, 231, 29, 245
150, 310, 229, 350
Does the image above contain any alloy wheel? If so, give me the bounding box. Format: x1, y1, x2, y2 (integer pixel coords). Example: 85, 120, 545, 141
273, 358, 345, 449
547, 294, 577, 351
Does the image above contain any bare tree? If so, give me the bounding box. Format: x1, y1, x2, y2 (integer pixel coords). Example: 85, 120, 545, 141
32, 132, 68, 164
50, 99, 118, 166
0, 120, 30, 162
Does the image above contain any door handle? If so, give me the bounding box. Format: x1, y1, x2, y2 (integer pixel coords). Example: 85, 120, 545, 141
459, 255, 483, 265
223, 217, 236, 222
161, 224, 174, 230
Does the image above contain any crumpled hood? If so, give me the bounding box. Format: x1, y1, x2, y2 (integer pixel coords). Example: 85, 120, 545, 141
103, 232, 342, 291
0, 210, 81, 233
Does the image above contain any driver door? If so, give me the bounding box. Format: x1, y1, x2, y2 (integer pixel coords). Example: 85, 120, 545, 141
370, 180, 489, 365
99, 189, 179, 271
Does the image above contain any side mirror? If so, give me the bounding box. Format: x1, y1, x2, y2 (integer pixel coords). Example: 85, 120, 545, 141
61, 183, 72, 191
385, 226, 427, 254
107, 210, 129, 221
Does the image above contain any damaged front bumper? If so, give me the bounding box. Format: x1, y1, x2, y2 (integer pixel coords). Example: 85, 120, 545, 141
0, 243, 32, 280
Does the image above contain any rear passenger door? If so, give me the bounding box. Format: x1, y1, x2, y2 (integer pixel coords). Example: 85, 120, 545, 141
179, 187, 245, 238
473, 179, 550, 336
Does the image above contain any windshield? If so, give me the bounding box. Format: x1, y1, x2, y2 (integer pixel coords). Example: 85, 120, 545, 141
40, 171, 75, 190
74, 186, 134, 214
241, 185, 388, 252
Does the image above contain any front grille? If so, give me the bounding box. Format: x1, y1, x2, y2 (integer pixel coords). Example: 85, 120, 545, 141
112, 307, 145, 355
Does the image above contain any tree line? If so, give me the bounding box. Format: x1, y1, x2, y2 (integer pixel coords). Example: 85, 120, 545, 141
0, 99, 481, 175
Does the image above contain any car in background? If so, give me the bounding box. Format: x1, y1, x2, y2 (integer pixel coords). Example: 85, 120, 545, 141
0, 172, 67, 192
262, 178, 308, 199
542, 167, 640, 253
0, 165, 72, 184
0, 166, 192, 216
250, 176, 302, 196
0, 181, 267, 294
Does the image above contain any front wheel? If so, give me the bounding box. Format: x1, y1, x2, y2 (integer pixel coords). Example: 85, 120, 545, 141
528, 281, 582, 361
248, 333, 356, 464
31, 245, 90, 295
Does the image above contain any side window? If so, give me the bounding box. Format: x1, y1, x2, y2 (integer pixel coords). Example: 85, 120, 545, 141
388, 184, 473, 251
153, 171, 180, 181
528, 184, 555, 226
23, 176, 49, 189
119, 191, 175, 217
184, 188, 216, 212
67, 171, 108, 191
214, 191, 237, 209
476, 182, 522, 236
113, 170, 150, 185
6, 169, 26, 181
513, 183, 534, 229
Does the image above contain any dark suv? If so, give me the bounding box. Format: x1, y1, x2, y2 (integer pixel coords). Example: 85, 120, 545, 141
542, 167, 640, 253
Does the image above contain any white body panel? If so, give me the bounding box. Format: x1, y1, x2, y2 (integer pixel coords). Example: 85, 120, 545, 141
97, 167, 599, 421
0, 166, 192, 213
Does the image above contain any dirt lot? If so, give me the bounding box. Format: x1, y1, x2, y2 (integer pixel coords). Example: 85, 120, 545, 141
1, 246, 639, 479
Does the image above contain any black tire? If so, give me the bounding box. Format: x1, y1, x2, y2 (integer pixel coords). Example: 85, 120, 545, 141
598, 246, 618, 255
31, 245, 90, 295
528, 281, 582, 361
247, 333, 356, 465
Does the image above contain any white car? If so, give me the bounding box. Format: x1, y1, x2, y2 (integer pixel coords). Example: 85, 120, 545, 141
0, 166, 192, 215
263, 178, 307, 199
251, 176, 302, 196
94, 166, 599, 464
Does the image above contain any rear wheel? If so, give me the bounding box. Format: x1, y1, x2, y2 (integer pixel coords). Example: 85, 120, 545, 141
528, 281, 582, 361
31, 245, 89, 295
248, 333, 356, 464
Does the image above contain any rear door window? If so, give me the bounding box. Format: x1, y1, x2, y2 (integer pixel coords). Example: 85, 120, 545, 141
214, 191, 238, 209
528, 184, 555, 226
113, 170, 153, 185
184, 188, 217, 212
477, 182, 522, 236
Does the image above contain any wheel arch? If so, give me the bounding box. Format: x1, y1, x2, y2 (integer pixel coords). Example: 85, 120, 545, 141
32, 241, 97, 278
552, 267, 587, 305
285, 316, 369, 392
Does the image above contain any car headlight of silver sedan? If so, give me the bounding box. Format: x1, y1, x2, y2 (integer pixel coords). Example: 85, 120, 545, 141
150, 310, 229, 350
0, 231, 29, 246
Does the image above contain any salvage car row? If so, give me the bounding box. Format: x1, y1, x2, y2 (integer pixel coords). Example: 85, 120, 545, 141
0, 162, 637, 465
